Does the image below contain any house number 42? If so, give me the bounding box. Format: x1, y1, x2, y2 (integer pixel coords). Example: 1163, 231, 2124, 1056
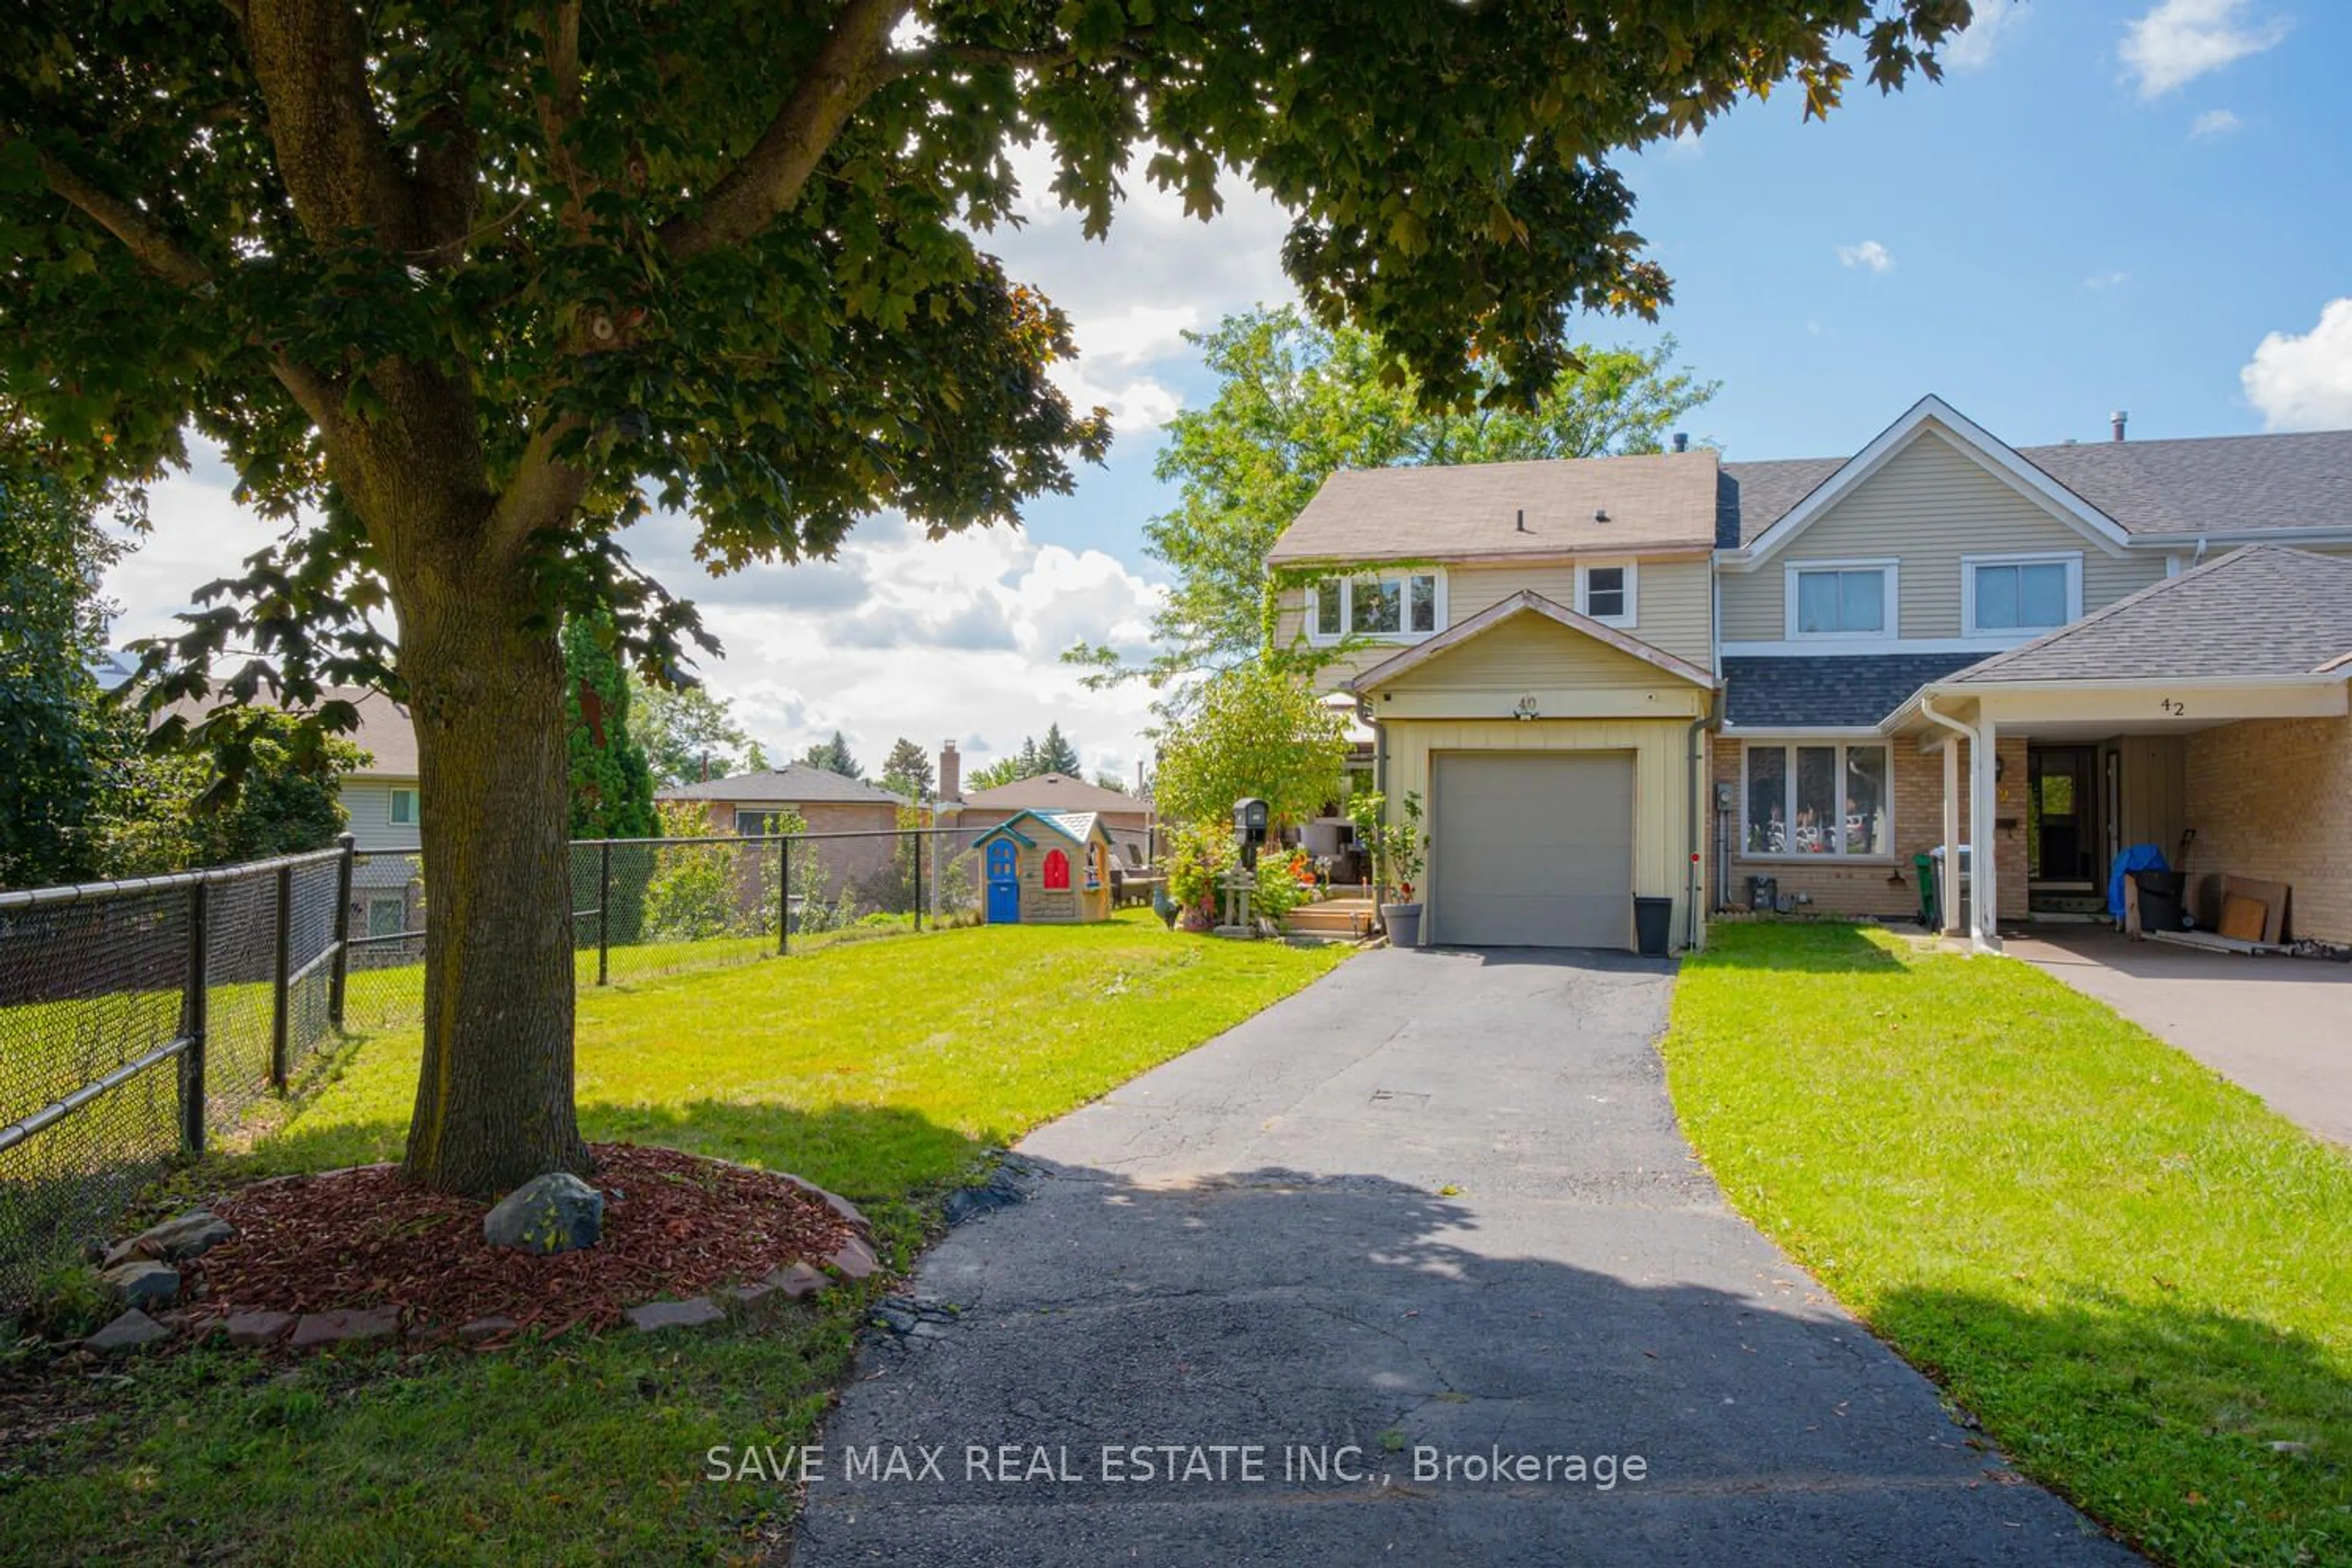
2160, 696, 2188, 717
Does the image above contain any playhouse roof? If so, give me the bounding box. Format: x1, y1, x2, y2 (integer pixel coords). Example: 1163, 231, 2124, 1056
977, 809, 1112, 848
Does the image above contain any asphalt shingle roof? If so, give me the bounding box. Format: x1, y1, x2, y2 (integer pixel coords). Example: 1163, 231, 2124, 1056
957, 772, 1141, 813
1725, 653, 1985, 728
1716, 459, 1846, 549
1946, 545, 2352, 684
657, 764, 905, 805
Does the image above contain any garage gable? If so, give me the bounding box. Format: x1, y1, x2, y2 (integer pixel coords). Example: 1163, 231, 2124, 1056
1354, 590, 1713, 699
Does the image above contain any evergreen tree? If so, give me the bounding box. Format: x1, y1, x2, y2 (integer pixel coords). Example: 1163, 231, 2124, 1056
1036, 723, 1082, 776
799, 730, 862, 778
880, 737, 934, 798
562, 616, 657, 839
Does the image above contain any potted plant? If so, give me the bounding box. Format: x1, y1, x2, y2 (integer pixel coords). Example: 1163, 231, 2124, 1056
1347, 790, 1427, 946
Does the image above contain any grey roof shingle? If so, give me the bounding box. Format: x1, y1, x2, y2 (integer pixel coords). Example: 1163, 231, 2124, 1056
657, 764, 905, 805
1946, 545, 2352, 684
1717, 459, 1847, 548
1725, 653, 1985, 728
958, 772, 1142, 813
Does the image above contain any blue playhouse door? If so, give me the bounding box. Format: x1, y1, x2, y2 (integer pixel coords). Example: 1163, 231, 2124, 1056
986, 842, 1020, 923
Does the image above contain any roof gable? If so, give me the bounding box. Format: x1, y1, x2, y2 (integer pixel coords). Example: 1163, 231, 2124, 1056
1728, 396, 2132, 566
1350, 590, 1714, 692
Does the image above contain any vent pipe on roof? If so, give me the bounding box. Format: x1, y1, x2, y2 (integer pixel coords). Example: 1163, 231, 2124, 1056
1672, 431, 1689, 453
2111, 410, 2128, 443
1515, 508, 1528, 533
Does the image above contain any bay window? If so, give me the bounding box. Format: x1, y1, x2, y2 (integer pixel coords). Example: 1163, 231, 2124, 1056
1965, 552, 2080, 636
1307, 570, 1443, 642
1786, 560, 1894, 638
1741, 741, 1890, 858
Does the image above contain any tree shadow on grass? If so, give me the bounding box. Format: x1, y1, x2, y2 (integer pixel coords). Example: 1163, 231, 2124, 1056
1872, 1282, 2352, 1568
1693, 919, 1911, 975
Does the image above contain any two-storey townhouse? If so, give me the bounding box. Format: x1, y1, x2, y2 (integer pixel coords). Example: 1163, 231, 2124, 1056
1268, 396, 2352, 954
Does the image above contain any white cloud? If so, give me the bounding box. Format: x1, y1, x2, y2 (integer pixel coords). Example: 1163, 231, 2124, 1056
2084, 270, 2132, 291
2242, 298, 2352, 432
2120, 0, 2288, 98
2188, 107, 2243, 137
1836, 239, 1894, 274
1947, 0, 2030, 70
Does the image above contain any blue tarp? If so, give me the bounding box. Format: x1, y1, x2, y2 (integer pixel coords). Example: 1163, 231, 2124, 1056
2108, 843, 2169, 919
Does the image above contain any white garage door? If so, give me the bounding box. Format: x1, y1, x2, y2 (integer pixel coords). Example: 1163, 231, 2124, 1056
1431, 752, 1635, 949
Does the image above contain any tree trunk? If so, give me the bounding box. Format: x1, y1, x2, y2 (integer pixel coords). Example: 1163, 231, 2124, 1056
396, 570, 590, 1194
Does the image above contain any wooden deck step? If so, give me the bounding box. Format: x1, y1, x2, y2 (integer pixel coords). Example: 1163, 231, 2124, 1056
1284, 900, 1377, 938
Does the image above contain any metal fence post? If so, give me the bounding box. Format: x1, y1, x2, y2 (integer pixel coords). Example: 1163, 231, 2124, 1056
597, 839, 612, 987
913, 826, 924, 932
778, 835, 791, 956
182, 881, 209, 1156
270, 862, 293, 1089
328, 832, 355, 1028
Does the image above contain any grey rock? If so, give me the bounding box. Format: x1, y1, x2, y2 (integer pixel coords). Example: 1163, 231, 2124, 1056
481, 1172, 604, 1256
823, 1235, 881, 1281
105, 1210, 236, 1268
100, 1259, 180, 1310
766, 1262, 830, 1300
781, 1173, 873, 1236
942, 1169, 1028, 1227
223, 1310, 296, 1348
84, 1308, 172, 1355
625, 1297, 725, 1333
456, 1315, 519, 1344
725, 1281, 780, 1315
288, 1305, 401, 1350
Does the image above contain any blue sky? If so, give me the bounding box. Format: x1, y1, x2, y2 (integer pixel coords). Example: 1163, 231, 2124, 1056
112, 0, 2350, 785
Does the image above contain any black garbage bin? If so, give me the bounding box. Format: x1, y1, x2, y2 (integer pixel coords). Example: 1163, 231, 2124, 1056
1634, 895, 1673, 957
2133, 870, 2188, 932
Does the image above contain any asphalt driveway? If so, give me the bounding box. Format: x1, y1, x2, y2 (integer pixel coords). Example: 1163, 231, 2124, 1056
2011, 929, 2352, 1147
793, 947, 2133, 1566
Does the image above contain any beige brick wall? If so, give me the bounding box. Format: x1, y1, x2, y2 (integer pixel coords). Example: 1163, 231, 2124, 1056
1709, 734, 2029, 923
2183, 715, 2351, 944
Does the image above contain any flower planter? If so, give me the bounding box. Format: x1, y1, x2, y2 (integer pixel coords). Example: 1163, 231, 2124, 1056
1381, 902, 1423, 948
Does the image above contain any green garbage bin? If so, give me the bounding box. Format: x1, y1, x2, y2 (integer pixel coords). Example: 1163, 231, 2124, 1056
1913, 852, 1937, 929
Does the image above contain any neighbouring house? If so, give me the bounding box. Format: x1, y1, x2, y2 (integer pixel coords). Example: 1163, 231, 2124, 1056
955, 769, 1151, 856
655, 765, 908, 895
973, 810, 1117, 925
1269, 396, 2352, 952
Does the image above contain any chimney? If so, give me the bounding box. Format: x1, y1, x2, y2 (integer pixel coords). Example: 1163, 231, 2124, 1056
1672, 431, 1689, 453
2111, 409, 2128, 443
938, 739, 960, 802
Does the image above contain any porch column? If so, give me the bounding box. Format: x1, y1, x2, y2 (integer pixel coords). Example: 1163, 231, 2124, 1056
1970, 712, 2002, 952
1940, 734, 1962, 938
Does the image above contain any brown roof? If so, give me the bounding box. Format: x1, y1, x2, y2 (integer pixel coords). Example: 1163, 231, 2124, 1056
658, 764, 905, 806
161, 685, 418, 780
1265, 450, 1721, 565
957, 771, 1142, 815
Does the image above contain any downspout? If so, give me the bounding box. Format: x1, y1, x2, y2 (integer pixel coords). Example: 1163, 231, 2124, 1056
1685, 685, 1724, 952
1917, 691, 1981, 949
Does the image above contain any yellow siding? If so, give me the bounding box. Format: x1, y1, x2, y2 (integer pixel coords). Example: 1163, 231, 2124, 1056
1385, 612, 1684, 693
1719, 430, 2166, 639
1381, 718, 1703, 951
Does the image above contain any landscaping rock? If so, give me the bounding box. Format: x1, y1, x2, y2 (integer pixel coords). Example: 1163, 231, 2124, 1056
223, 1310, 296, 1349
456, 1315, 519, 1345
481, 1172, 605, 1256
823, 1235, 881, 1281
725, 1281, 780, 1315
288, 1305, 402, 1351
85, 1308, 172, 1355
766, 1262, 830, 1300
624, 1297, 725, 1333
780, 1173, 873, 1236
943, 1166, 1030, 1227
104, 1210, 236, 1268
100, 1259, 181, 1311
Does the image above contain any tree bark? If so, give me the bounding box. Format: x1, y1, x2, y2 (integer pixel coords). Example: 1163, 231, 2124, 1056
396, 561, 590, 1194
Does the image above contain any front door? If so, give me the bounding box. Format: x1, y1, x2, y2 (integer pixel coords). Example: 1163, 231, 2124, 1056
986, 840, 1021, 922
2028, 746, 2097, 884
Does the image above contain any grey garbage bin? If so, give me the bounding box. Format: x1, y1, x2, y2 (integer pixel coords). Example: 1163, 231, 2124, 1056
1633, 896, 1672, 957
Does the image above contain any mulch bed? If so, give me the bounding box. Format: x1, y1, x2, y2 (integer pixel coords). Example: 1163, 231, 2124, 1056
184, 1143, 853, 1339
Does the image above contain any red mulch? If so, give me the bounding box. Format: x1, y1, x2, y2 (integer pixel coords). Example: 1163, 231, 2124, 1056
184, 1144, 853, 1340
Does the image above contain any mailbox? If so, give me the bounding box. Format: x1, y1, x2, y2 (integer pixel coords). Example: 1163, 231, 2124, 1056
1234, 797, 1269, 870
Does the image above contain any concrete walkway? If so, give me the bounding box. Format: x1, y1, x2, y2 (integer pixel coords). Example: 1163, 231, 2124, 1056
2010, 928, 2352, 1146
794, 948, 2133, 1566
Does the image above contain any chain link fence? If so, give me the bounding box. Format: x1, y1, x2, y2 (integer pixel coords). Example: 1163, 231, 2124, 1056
0, 846, 350, 1308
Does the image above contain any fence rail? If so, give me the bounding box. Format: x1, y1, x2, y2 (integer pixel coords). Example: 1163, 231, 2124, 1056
0, 824, 987, 1309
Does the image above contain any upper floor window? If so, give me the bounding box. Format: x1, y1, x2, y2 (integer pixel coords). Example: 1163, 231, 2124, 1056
388, 786, 420, 827
1787, 560, 1896, 638
1965, 552, 2081, 637
1577, 562, 1637, 627
1308, 571, 1442, 643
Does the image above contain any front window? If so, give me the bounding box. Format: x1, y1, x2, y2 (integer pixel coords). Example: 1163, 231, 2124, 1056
1969, 554, 2078, 635
1743, 742, 1890, 858
1306, 571, 1442, 642
1793, 567, 1889, 635
1580, 563, 1636, 625
388, 786, 419, 827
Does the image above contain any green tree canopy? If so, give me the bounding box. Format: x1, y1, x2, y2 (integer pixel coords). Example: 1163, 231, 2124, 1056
1035, 723, 1082, 776
93, 710, 361, 876
880, 736, 935, 799
799, 730, 862, 778
562, 615, 657, 839
628, 674, 752, 787
1152, 664, 1348, 830
1072, 307, 1717, 704
0, 0, 1961, 1191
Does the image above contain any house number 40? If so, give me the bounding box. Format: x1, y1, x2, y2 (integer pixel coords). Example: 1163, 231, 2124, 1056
2160, 696, 2188, 716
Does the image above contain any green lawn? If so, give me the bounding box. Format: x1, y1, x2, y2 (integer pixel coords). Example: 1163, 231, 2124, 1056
1664, 921, 2352, 1568
2, 912, 1349, 1566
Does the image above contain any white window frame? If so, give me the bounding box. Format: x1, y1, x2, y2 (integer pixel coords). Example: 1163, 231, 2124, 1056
1575, 560, 1639, 628
1961, 551, 2082, 639
1738, 739, 1895, 862
388, 786, 420, 827
365, 895, 407, 939
1784, 557, 1899, 641
1305, 569, 1447, 645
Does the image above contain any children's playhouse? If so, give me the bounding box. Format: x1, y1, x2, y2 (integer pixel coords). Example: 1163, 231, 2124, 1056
974, 810, 1116, 925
